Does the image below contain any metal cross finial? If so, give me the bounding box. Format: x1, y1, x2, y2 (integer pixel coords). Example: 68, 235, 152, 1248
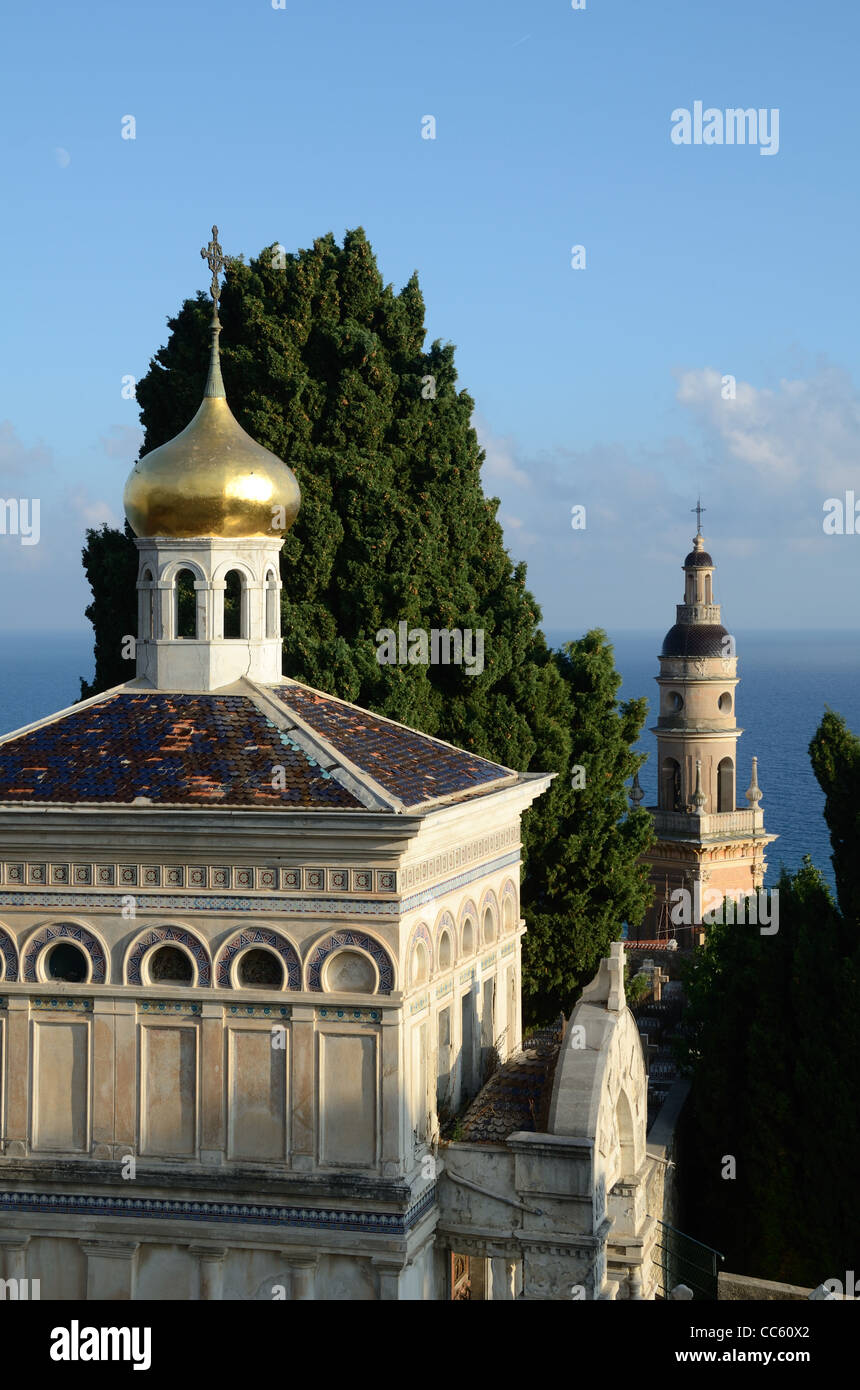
692, 497, 706, 533
200, 225, 227, 308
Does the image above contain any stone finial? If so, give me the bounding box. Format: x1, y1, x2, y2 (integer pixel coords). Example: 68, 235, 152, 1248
692, 758, 706, 813
746, 755, 763, 808
670, 1283, 694, 1300
580, 940, 626, 1013
629, 771, 644, 809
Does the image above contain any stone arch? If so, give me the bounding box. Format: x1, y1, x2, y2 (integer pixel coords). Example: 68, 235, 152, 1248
0, 924, 18, 981
23, 920, 107, 984
615, 1087, 636, 1179
407, 921, 434, 978
434, 908, 456, 968
410, 940, 429, 987
174, 567, 199, 640
216, 926, 301, 990
458, 899, 478, 957
139, 567, 155, 640
222, 568, 247, 640
501, 880, 518, 933
306, 929, 395, 994
159, 557, 207, 585
211, 557, 257, 586
479, 888, 499, 945
125, 924, 211, 987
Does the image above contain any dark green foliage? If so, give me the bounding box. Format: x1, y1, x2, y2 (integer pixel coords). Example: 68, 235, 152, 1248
522, 633, 654, 1022
80, 228, 653, 1013
79, 522, 139, 698
678, 710, 860, 1284
810, 710, 860, 930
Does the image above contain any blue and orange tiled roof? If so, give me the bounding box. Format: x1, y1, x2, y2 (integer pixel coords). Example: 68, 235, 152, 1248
0, 693, 362, 808
273, 683, 512, 807
0, 683, 515, 811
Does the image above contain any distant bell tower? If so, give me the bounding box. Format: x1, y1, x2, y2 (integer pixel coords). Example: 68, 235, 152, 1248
632, 504, 776, 942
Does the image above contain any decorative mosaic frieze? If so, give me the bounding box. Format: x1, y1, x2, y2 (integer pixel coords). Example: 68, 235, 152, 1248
0, 862, 395, 896
317, 1007, 381, 1021
408, 994, 429, 1016
31, 997, 93, 1012
227, 1004, 291, 1019
480, 951, 497, 972
435, 979, 453, 1000
138, 1000, 202, 1015
500, 939, 516, 959
0, 891, 396, 917
401, 825, 519, 892
0, 1186, 437, 1235
0, 852, 521, 923
400, 852, 521, 914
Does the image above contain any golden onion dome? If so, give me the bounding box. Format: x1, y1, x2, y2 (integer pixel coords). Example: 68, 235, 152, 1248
124, 228, 300, 540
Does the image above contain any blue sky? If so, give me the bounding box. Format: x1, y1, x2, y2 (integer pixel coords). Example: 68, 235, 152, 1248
1, 0, 859, 635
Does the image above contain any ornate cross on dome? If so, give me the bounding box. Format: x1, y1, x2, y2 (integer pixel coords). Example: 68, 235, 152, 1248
200, 225, 227, 308
691, 497, 706, 533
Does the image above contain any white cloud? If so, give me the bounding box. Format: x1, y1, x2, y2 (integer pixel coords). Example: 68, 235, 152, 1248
66, 489, 121, 529
675, 364, 860, 491
474, 413, 530, 488
99, 425, 143, 462
0, 421, 52, 480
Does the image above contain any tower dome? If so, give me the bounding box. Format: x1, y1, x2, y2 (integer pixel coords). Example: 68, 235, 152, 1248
123, 227, 300, 540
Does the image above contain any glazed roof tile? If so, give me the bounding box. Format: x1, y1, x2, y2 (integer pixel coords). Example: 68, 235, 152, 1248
0, 693, 362, 809
458, 1020, 565, 1144
272, 683, 512, 807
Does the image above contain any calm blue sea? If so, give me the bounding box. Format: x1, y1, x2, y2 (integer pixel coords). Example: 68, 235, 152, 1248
1, 628, 857, 894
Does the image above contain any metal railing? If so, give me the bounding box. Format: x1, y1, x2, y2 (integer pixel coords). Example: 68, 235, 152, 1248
652, 1219, 724, 1300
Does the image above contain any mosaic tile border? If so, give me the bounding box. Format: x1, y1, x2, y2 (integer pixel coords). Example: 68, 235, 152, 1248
401, 824, 519, 891
31, 997, 93, 1012
216, 928, 301, 990
23, 923, 107, 985
227, 1004, 291, 1019
127, 927, 211, 987
0, 824, 519, 901
138, 1000, 202, 1015
406, 921, 434, 975
0, 1185, 437, 1236
317, 1007, 381, 1021
0, 852, 522, 922
0, 926, 18, 982
307, 931, 395, 995
0, 863, 395, 896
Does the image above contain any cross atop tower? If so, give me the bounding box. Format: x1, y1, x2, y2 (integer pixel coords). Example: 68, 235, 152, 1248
200, 225, 227, 308
691, 497, 706, 534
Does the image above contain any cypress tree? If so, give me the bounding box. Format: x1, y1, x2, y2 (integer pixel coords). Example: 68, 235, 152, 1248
80, 228, 653, 1016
